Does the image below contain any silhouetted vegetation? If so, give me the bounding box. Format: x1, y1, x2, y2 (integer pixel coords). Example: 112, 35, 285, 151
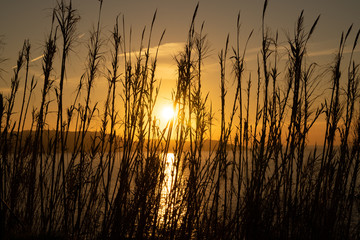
0, 0, 359, 239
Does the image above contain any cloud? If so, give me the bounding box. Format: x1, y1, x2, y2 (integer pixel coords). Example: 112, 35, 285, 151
9, 32, 85, 70
30, 55, 44, 63
154, 42, 185, 58
308, 47, 360, 57
11, 54, 44, 69
308, 48, 338, 57
119, 42, 185, 60
78, 33, 85, 39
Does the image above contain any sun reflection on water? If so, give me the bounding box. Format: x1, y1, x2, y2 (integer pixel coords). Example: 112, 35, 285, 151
158, 152, 176, 224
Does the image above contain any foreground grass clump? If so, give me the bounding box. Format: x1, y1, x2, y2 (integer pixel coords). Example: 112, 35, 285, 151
0, 0, 360, 239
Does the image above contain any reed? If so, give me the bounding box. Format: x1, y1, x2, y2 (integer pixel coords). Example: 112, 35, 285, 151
0, 1, 359, 239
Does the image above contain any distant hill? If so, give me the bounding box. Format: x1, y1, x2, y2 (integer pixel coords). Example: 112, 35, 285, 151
7, 130, 236, 153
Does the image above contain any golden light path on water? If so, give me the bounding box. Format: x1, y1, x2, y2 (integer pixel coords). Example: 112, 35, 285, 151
159, 153, 176, 224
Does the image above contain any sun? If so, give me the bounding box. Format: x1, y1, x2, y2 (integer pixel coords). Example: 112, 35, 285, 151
161, 106, 175, 122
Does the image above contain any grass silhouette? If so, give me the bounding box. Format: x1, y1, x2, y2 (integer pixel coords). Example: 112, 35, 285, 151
0, 0, 359, 239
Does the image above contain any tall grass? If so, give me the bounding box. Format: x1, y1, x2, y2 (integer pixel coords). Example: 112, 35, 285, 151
0, 0, 359, 239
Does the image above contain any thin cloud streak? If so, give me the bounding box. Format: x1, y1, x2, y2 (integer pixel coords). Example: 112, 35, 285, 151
11, 54, 44, 69
30, 54, 44, 63
308, 47, 360, 57
118, 42, 185, 59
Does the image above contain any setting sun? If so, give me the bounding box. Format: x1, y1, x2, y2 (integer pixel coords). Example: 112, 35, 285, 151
161, 106, 175, 122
